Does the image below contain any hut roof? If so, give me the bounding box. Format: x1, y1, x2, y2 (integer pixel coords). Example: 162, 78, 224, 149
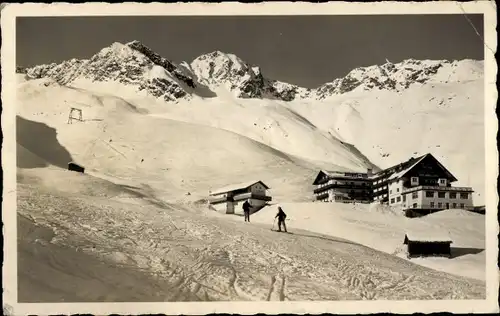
403, 232, 453, 244
209, 180, 270, 196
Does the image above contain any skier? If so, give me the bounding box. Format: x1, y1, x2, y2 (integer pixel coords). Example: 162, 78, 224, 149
275, 205, 287, 232
242, 200, 252, 222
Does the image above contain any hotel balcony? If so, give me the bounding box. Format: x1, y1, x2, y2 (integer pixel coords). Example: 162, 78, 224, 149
209, 192, 272, 204
315, 192, 329, 200
313, 183, 372, 194
403, 185, 474, 194
404, 203, 474, 211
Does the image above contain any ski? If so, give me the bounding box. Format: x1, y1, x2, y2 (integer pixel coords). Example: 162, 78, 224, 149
271, 229, 293, 234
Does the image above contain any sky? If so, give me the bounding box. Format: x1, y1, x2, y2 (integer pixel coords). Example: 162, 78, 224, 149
16, 14, 484, 88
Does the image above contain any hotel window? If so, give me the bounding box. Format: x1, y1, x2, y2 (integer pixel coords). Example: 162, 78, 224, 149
396, 196, 401, 202
425, 191, 434, 198
413, 203, 417, 208
460, 203, 465, 209
391, 198, 395, 204
449, 192, 457, 199
390, 189, 392, 194
460, 193, 469, 199
438, 202, 443, 208
411, 177, 418, 183
439, 179, 446, 185
452, 203, 457, 208
430, 202, 435, 208
397, 188, 400, 192
402, 195, 406, 202
412, 192, 418, 199
438, 192, 446, 198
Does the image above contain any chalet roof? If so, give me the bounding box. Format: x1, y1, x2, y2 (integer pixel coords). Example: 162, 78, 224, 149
373, 154, 426, 179
312, 169, 369, 185
386, 153, 458, 182
209, 180, 270, 196
403, 232, 453, 244
386, 154, 428, 181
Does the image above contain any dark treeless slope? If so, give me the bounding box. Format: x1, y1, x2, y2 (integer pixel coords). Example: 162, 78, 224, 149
16, 115, 74, 169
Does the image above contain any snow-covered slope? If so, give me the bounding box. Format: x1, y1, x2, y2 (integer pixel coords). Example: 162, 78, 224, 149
15, 42, 487, 302
16, 76, 333, 202
246, 203, 485, 282
18, 42, 485, 203
17, 166, 486, 302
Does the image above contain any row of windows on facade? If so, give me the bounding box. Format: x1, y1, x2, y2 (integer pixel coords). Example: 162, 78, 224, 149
318, 181, 369, 188
390, 191, 468, 202
426, 191, 469, 199
320, 196, 368, 202
421, 191, 468, 199
325, 177, 446, 189
405, 202, 466, 209
389, 188, 468, 199
372, 176, 428, 185
319, 196, 344, 202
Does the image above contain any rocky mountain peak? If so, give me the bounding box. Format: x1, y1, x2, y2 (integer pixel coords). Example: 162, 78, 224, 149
189, 51, 306, 101
21, 40, 484, 103
25, 41, 198, 102
314, 58, 484, 99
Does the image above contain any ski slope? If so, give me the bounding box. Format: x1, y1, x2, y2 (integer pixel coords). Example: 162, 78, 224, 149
17, 167, 485, 302
247, 203, 485, 282
15, 54, 487, 302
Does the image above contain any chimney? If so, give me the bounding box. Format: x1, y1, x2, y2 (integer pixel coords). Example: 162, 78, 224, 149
367, 168, 373, 176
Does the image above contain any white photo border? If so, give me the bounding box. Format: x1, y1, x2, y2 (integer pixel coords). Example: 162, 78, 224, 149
2, 2, 498, 315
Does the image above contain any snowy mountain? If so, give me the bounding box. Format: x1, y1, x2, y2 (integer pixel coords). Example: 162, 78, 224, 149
15, 41, 488, 302
185, 51, 311, 100
314, 59, 484, 99
17, 41, 485, 204
22, 40, 483, 102
24, 41, 202, 102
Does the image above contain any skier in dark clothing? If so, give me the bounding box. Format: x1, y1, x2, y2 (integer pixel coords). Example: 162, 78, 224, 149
275, 206, 287, 232
242, 200, 252, 222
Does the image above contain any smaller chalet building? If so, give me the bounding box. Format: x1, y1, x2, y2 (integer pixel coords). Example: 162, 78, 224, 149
209, 181, 272, 214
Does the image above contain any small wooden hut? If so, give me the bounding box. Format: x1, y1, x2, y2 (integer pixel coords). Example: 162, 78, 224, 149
68, 162, 85, 173
403, 232, 453, 258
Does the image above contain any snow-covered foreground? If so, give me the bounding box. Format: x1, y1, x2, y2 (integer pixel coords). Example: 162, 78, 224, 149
243, 203, 485, 282
17, 167, 486, 302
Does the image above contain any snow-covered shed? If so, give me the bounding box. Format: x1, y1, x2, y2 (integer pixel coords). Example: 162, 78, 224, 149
403, 232, 453, 258
208, 180, 272, 215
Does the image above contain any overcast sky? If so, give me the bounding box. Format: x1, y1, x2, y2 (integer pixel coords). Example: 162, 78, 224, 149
16, 14, 483, 88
